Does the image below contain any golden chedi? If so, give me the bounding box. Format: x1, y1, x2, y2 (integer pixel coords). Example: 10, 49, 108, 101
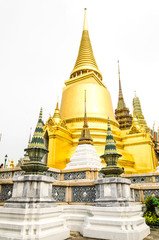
44, 9, 158, 173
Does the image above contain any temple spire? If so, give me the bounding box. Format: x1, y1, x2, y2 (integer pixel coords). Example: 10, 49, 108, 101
83, 8, 88, 30
70, 9, 102, 80
79, 90, 93, 145
133, 92, 149, 131
100, 117, 124, 177
117, 60, 126, 109
104, 117, 118, 154
53, 99, 61, 124
115, 61, 132, 130
84, 90, 88, 127
29, 107, 46, 149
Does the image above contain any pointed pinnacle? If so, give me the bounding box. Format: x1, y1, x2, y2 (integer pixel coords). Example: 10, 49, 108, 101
134, 90, 137, 97
84, 90, 88, 128
83, 8, 88, 31
39, 107, 42, 120
78, 90, 93, 145
118, 60, 122, 94
56, 97, 59, 110
118, 60, 120, 81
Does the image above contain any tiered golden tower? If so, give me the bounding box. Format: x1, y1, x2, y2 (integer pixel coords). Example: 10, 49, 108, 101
133, 92, 149, 131
44, 9, 158, 173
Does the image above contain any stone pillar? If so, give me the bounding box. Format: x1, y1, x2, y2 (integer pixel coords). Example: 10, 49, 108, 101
4, 175, 56, 208
94, 177, 134, 207
0, 174, 70, 239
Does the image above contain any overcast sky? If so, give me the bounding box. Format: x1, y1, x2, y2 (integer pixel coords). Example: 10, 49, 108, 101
0, 0, 159, 164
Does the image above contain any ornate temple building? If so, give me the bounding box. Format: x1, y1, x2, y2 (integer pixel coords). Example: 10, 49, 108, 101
43, 9, 158, 174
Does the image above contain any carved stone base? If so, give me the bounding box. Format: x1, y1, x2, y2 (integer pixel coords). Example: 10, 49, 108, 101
0, 206, 69, 240
4, 175, 56, 208
94, 177, 134, 207
0, 204, 149, 240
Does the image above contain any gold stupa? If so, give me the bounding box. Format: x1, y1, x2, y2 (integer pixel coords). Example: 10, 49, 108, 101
44, 9, 158, 173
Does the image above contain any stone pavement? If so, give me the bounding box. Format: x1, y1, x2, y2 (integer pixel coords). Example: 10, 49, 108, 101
67, 229, 159, 240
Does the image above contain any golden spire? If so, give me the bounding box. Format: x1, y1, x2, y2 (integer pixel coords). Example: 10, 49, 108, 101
53, 99, 61, 122
79, 90, 93, 145
70, 9, 102, 80
83, 8, 88, 30
117, 60, 126, 109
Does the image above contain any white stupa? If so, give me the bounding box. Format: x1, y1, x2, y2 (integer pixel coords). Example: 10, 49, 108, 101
65, 91, 104, 170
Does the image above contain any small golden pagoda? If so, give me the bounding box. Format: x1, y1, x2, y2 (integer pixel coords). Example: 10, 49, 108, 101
44, 9, 158, 173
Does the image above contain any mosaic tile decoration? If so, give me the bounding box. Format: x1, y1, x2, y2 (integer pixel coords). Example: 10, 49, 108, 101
0, 172, 12, 179
128, 176, 153, 184
64, 171, 86, 180
155, 175, 159, 183
143, 189, 159, 199
14, 171, 24, 177
46, 171, 59, 180
52, 186, 66, 202
72, 186, 96, 202
0, 184, 13, 202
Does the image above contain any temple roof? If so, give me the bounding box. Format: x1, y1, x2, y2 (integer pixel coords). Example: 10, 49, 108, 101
70, 9, 102, 80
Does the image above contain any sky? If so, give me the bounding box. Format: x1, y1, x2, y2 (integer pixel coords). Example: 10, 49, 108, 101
0, 0, 159, 165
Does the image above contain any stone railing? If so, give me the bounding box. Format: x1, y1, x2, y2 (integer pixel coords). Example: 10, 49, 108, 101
123, 173, 159, 203
0, 167, 159, 204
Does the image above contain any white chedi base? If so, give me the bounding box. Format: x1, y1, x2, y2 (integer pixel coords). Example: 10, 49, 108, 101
0, 206, 69, 240
65, 144, 104, 169
0, 204, 149, 240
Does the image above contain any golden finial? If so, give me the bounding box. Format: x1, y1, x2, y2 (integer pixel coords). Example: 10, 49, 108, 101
134, 90, 136, 97
53, 98, 61, 121
56, 96, 59, 109
84, 90, 88, 127
118, 60, 120, 81
83, 8, 88, 31
79, 90, 93, 145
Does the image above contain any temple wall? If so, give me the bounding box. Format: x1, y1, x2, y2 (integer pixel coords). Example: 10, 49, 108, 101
0, 167, 159, 205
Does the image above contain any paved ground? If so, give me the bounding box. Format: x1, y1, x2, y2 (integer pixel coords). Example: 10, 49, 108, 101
67, 229, 159, 240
